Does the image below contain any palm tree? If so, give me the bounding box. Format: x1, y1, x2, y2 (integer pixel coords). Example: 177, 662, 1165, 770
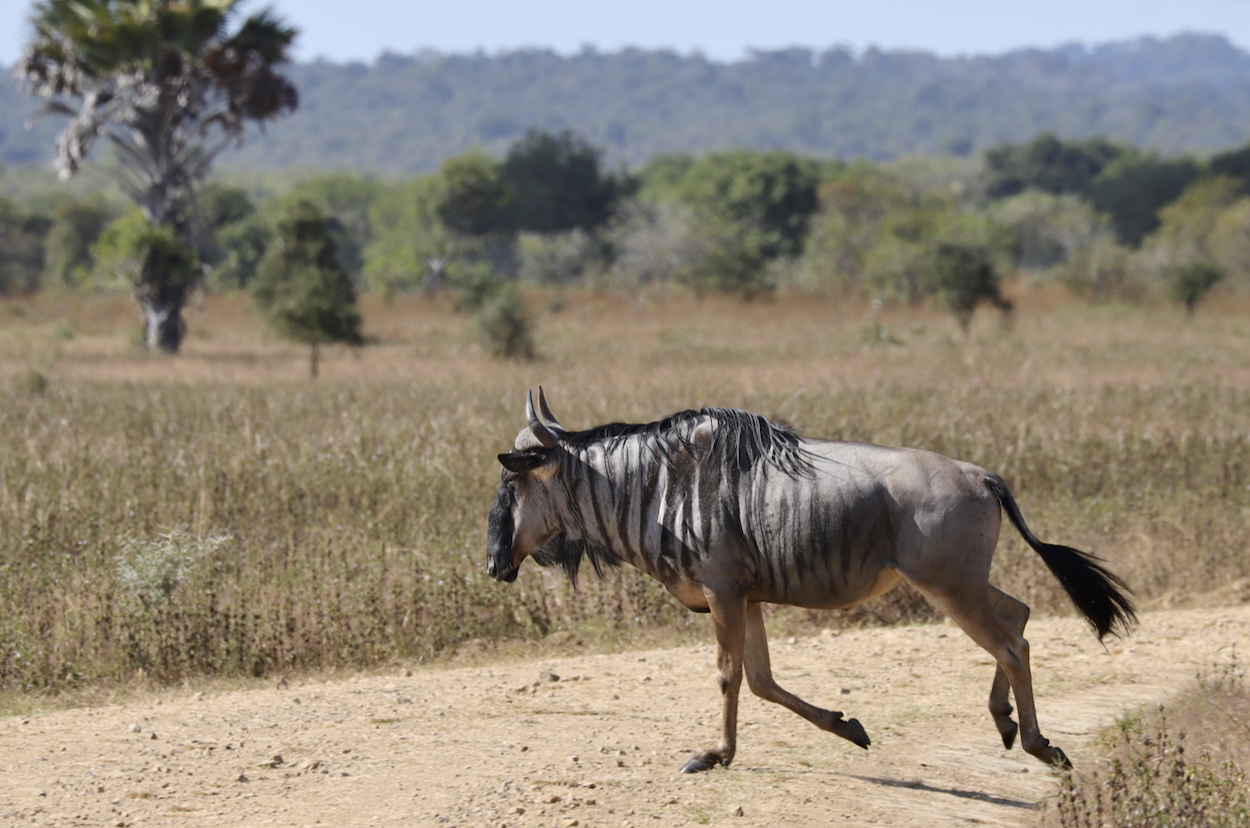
16, 0, 298, 352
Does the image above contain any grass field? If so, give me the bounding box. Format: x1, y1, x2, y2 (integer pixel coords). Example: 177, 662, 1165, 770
2, 285, 1249, 710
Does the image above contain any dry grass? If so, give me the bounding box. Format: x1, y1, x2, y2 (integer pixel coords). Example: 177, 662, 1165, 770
1046, 653, 1250, 827
2, 285, 1249, 709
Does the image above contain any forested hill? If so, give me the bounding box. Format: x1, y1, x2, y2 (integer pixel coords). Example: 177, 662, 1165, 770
4, 32, 1250, 173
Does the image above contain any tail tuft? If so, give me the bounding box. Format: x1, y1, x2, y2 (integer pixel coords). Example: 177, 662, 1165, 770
985, 475, 1136, 640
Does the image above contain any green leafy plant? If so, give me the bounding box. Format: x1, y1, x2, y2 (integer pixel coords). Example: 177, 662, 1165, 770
251, 200, 364, 377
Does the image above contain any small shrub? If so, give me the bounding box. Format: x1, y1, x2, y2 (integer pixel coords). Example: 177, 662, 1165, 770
475, 282, 535, 359
115, 528, 232, 611
1170, 261, 1225, 316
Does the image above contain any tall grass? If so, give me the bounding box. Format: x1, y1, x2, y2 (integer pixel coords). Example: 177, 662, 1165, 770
1, 288, 1249, 700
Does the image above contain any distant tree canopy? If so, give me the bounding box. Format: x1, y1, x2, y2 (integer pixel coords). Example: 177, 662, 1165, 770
1084, 153, 1204, 246
437, 151, 511, 236
984, 133, 1123, 199
499, 129, 627, 234
0, 198, 51, 294
984, 133, 1207, 247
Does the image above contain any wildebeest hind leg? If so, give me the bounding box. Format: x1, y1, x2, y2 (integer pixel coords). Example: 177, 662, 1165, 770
742, 603, 870, 749
988, 586, 1029, 750
915, 583, 1071, 769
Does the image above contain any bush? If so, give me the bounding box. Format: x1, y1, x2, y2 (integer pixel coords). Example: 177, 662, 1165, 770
474, 281, 535, 359
926, 242, 1011, 332
1170, 262, 1225, 316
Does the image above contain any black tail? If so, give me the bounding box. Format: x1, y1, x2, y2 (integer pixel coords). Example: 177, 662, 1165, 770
984, 475, 1137, 640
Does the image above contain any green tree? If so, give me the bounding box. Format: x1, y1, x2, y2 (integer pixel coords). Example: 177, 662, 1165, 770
1138, 176, 1250, 291
677, 149, 821, 294
42, 196, 115, 287
194, 183, 266, 289
1169, 262, 1224, 316
211, 215, 270, 290
251, 200, 363, 378
0, 198, 51, 293
1210, 142, 1250, 193
17, 0, 298, 352
499, 129, 625, 233
1085, 152, 1203, 246
436, 151, 510, 236
277, 174, 381, 279
362, 175, 453, 295
984, 133, 1124, 199
926, 242, 1012, 333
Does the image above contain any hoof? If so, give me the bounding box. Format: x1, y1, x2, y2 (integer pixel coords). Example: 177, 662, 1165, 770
680, 757, 717, 774
1048, 747, 1073, 771
845, 718, 871, 750
1000, 721, 1018, 751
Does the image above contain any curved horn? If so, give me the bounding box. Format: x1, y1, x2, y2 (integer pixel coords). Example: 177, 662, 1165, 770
536, 386, 566, 435
525, 389, 559, 448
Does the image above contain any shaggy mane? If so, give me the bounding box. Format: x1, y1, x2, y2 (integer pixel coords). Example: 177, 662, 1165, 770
545, 407, 816, 585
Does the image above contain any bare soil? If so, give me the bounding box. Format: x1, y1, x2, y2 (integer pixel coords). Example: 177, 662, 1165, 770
3, 605, 1248, 828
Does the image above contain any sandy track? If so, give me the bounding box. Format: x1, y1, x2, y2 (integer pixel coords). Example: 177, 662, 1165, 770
3, 605, 1248, 828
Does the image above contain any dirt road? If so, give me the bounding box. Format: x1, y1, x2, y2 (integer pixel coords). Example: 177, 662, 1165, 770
3, 605, 1247, 828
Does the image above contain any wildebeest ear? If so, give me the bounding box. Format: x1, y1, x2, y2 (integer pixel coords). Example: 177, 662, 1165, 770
498, 451, 547, 474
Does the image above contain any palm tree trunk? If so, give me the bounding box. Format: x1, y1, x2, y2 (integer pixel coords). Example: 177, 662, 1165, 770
141, 296, 186, 354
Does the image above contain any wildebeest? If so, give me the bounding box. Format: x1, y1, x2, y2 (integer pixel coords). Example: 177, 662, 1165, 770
487, 389, 1135, 772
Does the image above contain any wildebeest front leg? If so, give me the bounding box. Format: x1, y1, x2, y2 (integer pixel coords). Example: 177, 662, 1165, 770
681, 586, 747, 773
742, 603, 870, 749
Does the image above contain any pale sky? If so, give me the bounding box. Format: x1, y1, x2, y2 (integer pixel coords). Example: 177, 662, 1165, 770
2, 0, 1249, 65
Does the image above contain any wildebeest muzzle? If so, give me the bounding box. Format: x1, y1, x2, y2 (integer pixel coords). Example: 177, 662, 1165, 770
486, 484, 519, 582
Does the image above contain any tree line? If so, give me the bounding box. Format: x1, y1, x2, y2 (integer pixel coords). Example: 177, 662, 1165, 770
5, 128, 1249, 350
5, 0, 1248, 371
6, 32, 1250, 172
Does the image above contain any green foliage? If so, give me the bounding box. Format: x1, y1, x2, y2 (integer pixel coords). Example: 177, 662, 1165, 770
672, 149, 820, 295
1056, 235, 1138, 302
679, 149, 820, 261
1086, 152, 1204, 246
42, 197, 115, 288
1169, 262, 1225, 316
984, 133, 1124, 198
363, 175, 453, 295
1210, 141, 1250, 192
210, 215, 271, 290
0, 198, 51, 294
499, 129, 626, 233
91, 211, 197, 292
988, 191, 1110, 273
437, 151, 511, 235
275, 175, 383, 279
193, 183, 270, 290
926, 242, 1011, 332
603, 201, 702, 288
252, 200, 363, 376
1141, 177, 1250, 289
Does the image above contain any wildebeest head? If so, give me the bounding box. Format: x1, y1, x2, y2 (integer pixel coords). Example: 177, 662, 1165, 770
487, 388, 567, 582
